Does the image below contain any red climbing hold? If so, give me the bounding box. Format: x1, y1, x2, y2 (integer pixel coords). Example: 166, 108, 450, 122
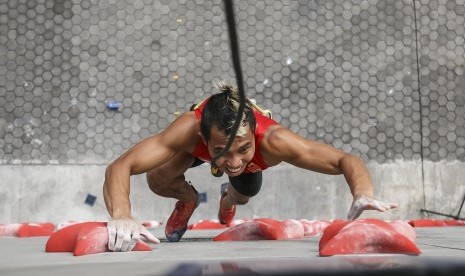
46, 222, 104, 252
319, 219, 421, 256
408, 219, 447, 227
0, 224, 22, 237
46, 221, 153, 256
299, 220, 332, 237
408, 219, 465, 227
17, 223, 55, 237
213, 218, 304, 241
74, 226, 152, 256
443, 220, 465, 226
188, 220, 227, 230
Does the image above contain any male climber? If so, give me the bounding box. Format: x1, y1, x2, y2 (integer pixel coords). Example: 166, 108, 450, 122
103, 81, 398, 251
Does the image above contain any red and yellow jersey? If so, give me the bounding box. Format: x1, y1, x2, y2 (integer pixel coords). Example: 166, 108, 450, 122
192, 98, 277, 173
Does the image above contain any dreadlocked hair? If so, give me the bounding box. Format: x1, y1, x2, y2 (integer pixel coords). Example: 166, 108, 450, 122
200, 80, 256, 142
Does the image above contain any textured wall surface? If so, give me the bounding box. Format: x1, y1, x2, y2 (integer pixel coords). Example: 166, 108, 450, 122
0, 162, 431, 223
417, 0, 465, 161
2, 161, 464, 223
1, 0, 464, 164
1, 0, 465, 222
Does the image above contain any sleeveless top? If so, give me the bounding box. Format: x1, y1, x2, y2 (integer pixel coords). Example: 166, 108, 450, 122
191, 98, 277, 173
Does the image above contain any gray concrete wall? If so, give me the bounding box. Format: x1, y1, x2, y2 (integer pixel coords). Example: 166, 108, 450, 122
2, 161, 464, 224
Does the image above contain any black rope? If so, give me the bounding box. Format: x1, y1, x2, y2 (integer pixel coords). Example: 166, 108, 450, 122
413, 0, 426, 209
211, 0, 247, 167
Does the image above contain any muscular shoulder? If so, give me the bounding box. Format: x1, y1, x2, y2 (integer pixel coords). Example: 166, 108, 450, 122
259, 124, 292, 166
261, 125, 287, 146
168, 111, 199, 131
159, 111, 201, 152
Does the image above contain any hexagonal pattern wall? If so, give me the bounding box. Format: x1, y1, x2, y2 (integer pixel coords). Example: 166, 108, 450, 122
417, 0, 465, 161
0, 0, 463, 164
